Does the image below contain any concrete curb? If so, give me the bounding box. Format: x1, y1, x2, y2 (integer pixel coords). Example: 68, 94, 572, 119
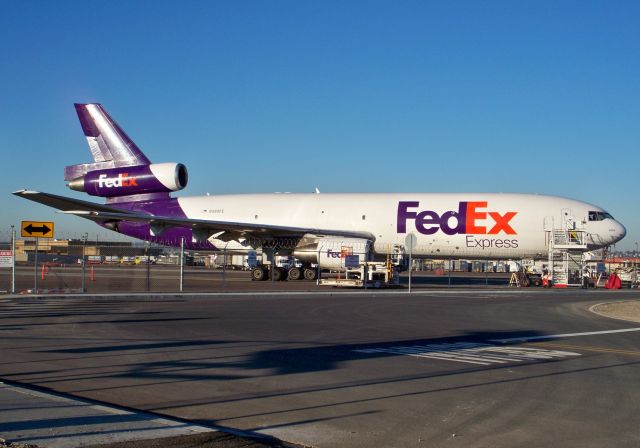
0, 381, 218, 448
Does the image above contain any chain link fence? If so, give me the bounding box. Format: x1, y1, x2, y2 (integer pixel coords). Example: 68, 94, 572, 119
0, 229, 522, 294
0, 231, 258, 294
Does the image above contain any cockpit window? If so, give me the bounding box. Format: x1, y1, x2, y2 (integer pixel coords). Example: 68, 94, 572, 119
588, 211, 614, 221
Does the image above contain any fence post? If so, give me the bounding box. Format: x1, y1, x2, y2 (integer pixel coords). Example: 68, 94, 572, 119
81, 233, 88, 293
223, 243, 227, 284
11, 225, 15, 294
179, 237, 184, 292
316, 247, 321, 285
485, 259, 489, 287
409, 246, 413, 294
270, 248, 274, 285
146, 241, 151, 292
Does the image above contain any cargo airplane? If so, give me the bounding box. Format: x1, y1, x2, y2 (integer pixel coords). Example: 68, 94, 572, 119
14, 104, 627, 280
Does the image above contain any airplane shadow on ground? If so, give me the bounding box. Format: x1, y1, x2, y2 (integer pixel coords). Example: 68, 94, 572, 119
235, 329, 550, 375
15, 330, 556, 389
41, 329, 555, 385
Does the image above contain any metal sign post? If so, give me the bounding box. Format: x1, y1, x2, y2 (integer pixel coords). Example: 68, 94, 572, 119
33, 237, 38, 293
21, 221, 55, 294
405, 233, 417, 293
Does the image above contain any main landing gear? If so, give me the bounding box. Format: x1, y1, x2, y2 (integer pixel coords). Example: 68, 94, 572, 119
251, 266, 318, 281
287, 267, 302, 280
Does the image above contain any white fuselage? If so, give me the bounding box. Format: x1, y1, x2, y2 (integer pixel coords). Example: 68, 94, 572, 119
177, 192, 626, 259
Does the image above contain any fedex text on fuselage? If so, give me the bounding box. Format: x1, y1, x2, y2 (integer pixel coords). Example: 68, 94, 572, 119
397, 201, 518, 236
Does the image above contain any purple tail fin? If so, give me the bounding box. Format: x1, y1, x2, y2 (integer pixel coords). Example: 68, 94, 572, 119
65, 104, 151, 181
64, 103, 188, 204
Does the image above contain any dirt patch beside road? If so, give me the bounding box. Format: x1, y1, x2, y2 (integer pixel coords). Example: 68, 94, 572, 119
87, 432, 306, 448
591, 300, 640, 323
0, 440, 39, 448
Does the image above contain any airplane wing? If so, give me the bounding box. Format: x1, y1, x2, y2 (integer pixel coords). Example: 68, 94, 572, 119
13, 190, 375, 242
13, 190, 135, 214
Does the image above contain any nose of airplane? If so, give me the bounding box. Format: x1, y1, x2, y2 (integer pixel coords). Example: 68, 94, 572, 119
610, 220, 627, 244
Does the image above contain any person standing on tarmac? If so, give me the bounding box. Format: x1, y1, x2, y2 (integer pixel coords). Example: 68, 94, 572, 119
582, 265, 591, 289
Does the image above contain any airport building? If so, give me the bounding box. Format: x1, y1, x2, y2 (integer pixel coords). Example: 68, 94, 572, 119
14, 239, 162, 264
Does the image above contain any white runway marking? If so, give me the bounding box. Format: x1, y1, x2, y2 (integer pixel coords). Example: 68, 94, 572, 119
354, 342, 580, 366
489, 327, 640, 344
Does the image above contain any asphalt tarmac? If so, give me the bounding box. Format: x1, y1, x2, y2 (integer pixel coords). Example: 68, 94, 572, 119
1, 288, 639, 447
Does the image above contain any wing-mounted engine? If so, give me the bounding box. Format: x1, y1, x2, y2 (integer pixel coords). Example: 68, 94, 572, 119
294, 236, 371, 270
67, 163, 188, 197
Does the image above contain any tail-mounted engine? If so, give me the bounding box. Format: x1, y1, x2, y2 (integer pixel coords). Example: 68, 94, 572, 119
67, 163, 188, 197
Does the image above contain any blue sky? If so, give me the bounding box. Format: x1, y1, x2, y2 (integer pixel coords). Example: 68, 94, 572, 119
1, 1, 639, 249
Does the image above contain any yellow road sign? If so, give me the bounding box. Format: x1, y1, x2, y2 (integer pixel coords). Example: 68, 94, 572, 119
21, 221, 55, 238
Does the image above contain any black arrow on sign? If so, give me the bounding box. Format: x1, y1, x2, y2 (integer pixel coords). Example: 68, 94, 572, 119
25, 224, 51, 235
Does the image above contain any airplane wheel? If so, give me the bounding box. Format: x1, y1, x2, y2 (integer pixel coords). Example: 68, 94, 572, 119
272, 267, 284, 281
288, 267, 302, 280
303, 268, 318, 280
251, 267, 267, 281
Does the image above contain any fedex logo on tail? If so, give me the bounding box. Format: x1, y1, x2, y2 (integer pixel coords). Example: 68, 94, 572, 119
97, 173, 138, 188
397, 201, 517, 235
